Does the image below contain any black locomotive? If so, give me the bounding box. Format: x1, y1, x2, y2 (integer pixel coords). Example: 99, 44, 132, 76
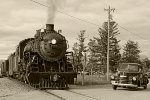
1, 24, 77, 89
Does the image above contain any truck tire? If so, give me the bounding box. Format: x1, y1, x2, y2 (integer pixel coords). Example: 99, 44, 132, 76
113, 85, 117, 90
143, 85, 147, 89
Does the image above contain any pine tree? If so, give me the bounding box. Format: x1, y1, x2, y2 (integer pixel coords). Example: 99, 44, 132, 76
122, 40, 141, 63
72, 42, 79, 58
141, 58, 150, 72
87, 39, 99, 72
88, 21, 121, 73
72, 42, 79, 70
72, 30, 87, 72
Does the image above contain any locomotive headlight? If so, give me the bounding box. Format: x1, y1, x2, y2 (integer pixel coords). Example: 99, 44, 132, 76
132, 77, 136, 81
51, 39, 56, 44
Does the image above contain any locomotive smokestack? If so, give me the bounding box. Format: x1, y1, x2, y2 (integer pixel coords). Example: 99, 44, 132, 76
46, 24, 54, 31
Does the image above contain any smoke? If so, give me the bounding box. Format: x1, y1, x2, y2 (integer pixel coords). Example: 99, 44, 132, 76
46, 0, 65, 24
46, 0, 85, 24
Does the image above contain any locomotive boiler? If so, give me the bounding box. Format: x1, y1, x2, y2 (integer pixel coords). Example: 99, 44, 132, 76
7, 24, 77, 89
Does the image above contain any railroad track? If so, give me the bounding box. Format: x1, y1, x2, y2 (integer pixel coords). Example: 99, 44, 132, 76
66, 90, 101, 100
45, 89, 102, 100
44, 90, 66, 100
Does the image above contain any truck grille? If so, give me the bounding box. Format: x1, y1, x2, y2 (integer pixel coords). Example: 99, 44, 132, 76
119, 76, 128, 83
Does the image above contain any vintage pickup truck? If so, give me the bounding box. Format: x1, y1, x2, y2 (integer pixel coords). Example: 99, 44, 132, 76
111, 63, 149, 90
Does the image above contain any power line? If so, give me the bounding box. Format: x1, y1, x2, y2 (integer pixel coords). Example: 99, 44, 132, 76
112, 13, 148, 41
30, 0, 100, 27
99, 0, 149, 42
30, 0, 148, 42
113, 15, 149, 41
118, 25, 146, 40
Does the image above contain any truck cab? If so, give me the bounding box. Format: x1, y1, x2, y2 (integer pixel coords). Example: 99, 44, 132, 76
111, 63, 149, 90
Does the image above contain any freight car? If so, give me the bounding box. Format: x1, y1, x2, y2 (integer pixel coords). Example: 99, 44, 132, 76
1, 62, 5, 76
6, 24, 77, 89
1, 60, 9, 76
8, 53, 15, 77
8, 52, 19, 78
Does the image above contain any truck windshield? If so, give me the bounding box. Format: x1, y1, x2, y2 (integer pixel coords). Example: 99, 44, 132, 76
119, 64, 139, 72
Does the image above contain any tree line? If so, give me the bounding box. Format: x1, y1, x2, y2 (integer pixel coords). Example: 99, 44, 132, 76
72, 21, 150, 74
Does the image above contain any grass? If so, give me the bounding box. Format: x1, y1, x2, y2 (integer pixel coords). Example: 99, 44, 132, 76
75, 74, 111, 86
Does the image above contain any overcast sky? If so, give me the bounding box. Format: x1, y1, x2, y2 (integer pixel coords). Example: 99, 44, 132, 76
0, 0, 150, 60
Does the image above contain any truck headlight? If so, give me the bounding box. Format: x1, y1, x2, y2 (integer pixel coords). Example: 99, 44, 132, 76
111, 75, 115, 79
132, 77, 136, 81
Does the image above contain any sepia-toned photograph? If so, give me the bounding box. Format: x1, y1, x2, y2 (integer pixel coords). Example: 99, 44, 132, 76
0, 0, 150, 100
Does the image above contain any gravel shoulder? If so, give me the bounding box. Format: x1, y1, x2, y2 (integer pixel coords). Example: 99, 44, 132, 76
0, 77, 32, 97
1, 90, 60, 100
0, 77, 60, 100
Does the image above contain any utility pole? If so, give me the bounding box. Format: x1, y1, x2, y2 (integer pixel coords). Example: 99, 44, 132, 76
104, 6, 115, 81
80, 30, 86, 86
82, 52, 87, 86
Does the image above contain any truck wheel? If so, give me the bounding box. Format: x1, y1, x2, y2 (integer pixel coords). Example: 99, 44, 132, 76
147, 79, 149, 84
113, 85, 117, 90
144, 85, 147, 89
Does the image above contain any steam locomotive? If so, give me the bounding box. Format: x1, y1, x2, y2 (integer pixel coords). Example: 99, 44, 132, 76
1, 24, 77, 89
